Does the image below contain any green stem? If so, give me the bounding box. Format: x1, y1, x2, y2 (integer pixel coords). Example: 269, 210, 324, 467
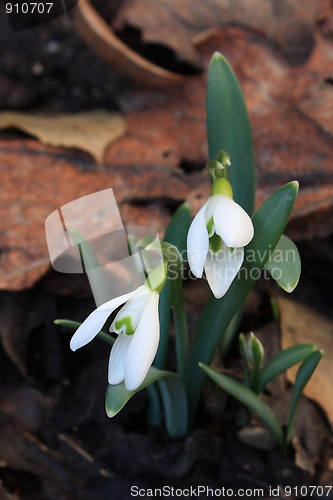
54, 319, 114, 346
250, 364, 262, 394
220, 306, 244, 358
97, 331, 115, 346
154, 278, 171, 369
172, 302, 189, 388
146, 383, 162, 428
169, 256, 189, 389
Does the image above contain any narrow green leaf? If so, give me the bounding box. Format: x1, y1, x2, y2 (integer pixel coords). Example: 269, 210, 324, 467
156, 278, 171, 369
258, 344, 318, 394
155, 206, 191, 393
164, 202, 191, 255
239, 333, 251, 387
265, 235, 301, 293
171, 298, 189, 388
270, 297, 280, 322
207, 52, 255, 215
188, 181, 299, 419
220, 307, 244, 358
54, 319, 114, 345
158, 377, 188, 438
286, 349, 323, 445
54, 319, 81, 329
105, 366, 188, 437
105, 366, 173, 417
146, 383, 162, 428
155, 204, 191, 370
70, 228, 109, 307
161, 242, 189, 387
199, 363, 283, 449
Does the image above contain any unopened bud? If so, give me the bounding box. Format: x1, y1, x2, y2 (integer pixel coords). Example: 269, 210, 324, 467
206, 159, 224, 180
216, 150, 231, 168
246, 333, 265, 366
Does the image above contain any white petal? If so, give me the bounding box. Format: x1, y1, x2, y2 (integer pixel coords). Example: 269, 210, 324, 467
124, 291, 160, 391
70, 288, 139, 351
111, 285, 151, 334
205, 245, 244, 299
98, 287, 144, 311
187, 201, 209, 278
213, 196, 254, 248
108, 334, 132, 385
204, 194, 222, 226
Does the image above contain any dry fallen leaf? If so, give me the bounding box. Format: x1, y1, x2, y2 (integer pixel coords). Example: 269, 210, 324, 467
75, 0, 189, 87
3, 24, 333, 291
0, 138, 206, 290
277, 296, 333, 426
112, 0, 328, 67
0, 110, 126, 164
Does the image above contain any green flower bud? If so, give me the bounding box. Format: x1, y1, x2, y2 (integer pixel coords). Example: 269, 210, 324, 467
216, 150, 231, 168
207, 159, 224, 179
246, 332, 265, 366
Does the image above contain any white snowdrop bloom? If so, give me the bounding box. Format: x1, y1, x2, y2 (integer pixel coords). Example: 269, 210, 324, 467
187, 178, 254, 299
70, 283, 160, 391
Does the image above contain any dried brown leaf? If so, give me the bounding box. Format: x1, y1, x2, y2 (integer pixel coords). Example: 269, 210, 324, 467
75, 0, 189, 86
3, 26, 333, 292
277, 296, 333, 426
0, 110, 125, 164
112, 0, 327, 67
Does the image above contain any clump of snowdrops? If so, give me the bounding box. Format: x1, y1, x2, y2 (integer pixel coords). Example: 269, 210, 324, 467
56, 53, 322, 455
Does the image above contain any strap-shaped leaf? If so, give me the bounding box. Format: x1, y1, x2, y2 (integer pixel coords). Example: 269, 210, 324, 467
188, 181, 299, 419
265, 235, 301, 293
146, 383, 162, 427
157, 376, 188, 437
207, 52, 255, 215
105, 366, 188, 437
155, 203, 191, 370
199, 363, 283, 449
220, 307, 244, 358
70, 228, 109, 306
258, 344, 318, 394
156, 278, 172, 369
164, 202, 191, 256
286, 349, 323, 445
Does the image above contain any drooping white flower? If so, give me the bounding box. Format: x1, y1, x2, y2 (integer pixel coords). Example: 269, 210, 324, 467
187, 178, 254, 299
70, 283, 160, 391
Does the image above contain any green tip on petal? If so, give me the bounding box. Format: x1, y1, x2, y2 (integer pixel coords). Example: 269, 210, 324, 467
145, 262, 168, 293
211, 177, 233, 197
114, 316, 135, 335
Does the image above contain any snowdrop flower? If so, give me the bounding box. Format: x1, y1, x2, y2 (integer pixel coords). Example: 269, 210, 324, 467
187, 177, 254, 299
70, 264, 166, 391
